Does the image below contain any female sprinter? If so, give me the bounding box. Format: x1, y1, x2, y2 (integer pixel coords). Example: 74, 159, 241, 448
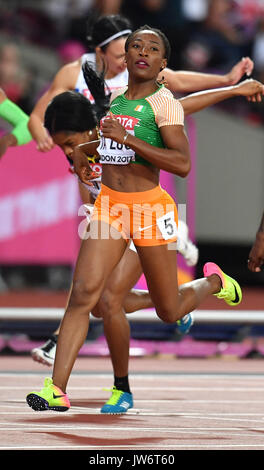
29, 13, 254, 363
28, 12, 253, 263
26, 36, 263, 413
30, 62, 196, 403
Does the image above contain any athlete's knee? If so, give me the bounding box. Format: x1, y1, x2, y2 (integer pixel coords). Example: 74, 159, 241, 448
98, 288, 123, 318
157, 311, 176, 324
69, 278, 101, 309
155, 302, 182, 324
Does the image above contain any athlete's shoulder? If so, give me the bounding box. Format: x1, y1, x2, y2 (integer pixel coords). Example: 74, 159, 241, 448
61, 57, 82, 72
146, 86, 184, 126
147, 85, 175, 103
147, 85, 183, 108
110, 86, 128, 103
52, 57, 83, 89
56, 53, 96, 91
64, 53, 94, 72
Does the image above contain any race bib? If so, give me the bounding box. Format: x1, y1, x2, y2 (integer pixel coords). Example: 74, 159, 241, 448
98, 115, 138, 165
87, 162, 102, 197
157, 211, 178, 240
70, 163, 102, 199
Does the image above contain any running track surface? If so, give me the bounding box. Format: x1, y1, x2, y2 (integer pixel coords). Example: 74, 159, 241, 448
1, 355, 264, 451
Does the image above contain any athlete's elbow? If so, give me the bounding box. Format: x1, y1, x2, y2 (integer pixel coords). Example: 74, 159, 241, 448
177, 166, 190, 178
173, 157, 191, 178
181, 159, 191, 177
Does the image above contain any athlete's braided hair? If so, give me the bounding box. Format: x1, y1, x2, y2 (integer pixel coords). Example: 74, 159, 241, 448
82, 60, 110, 121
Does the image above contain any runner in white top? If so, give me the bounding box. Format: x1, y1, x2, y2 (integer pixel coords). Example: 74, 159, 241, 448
75, 52, 129, 101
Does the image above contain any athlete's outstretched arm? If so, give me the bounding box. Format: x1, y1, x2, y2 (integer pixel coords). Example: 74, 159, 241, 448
28, 61, 80, 152
161, 57, 254, 93
180, 79, 264, 116
248, 212, 264, 273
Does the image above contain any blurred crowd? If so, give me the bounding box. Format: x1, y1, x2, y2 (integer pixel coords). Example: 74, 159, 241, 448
0, 0, 264, 121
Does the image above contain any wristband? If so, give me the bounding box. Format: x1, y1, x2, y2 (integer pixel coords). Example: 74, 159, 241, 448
0, 98, 32, 145
11, 120, 32, 146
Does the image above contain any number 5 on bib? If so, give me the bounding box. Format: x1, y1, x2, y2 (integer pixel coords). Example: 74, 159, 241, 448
157, 211, 178, 240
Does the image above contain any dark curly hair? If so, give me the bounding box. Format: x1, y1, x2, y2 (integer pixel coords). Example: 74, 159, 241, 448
44, 62, 110, 135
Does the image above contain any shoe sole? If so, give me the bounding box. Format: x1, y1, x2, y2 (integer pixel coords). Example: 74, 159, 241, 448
100, 406, 133, 415
100, 410, 131, 415
26, 393, 69, 412
101, 401, 133, 414
31, 349, 54, 367
101, 404, 133, 414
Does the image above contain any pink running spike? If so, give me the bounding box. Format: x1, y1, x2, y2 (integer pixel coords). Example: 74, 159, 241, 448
203, 262, 225, 289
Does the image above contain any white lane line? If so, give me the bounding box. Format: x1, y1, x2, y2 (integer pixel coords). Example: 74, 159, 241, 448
1, 373, 264, 380
1, 409, 264, 417
2, 399, 264, 406
1, 444, 264, 450
2, 407, 262, 423
1, 386, 264, 391
0, 421, 264, 433
2, 410, 264, 423
178, 415, 264, 424
0, 425, 261, 441
4, 417, 264, 424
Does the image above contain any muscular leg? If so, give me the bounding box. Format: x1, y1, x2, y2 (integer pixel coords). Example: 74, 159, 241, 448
50, 182, 94, 337
52, 221, 127, 392
97, 246, 143, 379
136, 244, 221, 324
123, 288, 153, 312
